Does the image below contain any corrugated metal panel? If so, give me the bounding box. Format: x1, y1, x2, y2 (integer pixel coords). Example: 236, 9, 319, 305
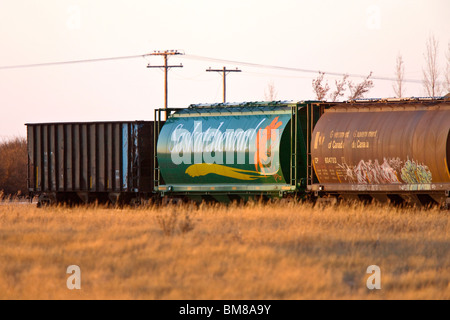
27, 125, 35, 191
26, 121, 155, 197
81, 124, 88, 190
74, 124, 81, 190
122, 123, 128, 190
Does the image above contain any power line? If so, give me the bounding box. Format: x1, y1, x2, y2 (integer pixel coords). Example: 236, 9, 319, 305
0, 54, 149, 70
0, 51, 426, 85
183, 54, 424, 84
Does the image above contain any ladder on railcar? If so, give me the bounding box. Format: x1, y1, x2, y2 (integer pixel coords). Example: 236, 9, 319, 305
306, 103, 326, 188
306, 104, 314, 187
153, 109, 161, 192
153, 108, 178, 192
290, 104, 298, 188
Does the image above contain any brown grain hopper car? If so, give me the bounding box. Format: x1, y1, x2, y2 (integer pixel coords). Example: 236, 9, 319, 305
309, 97, 450, 207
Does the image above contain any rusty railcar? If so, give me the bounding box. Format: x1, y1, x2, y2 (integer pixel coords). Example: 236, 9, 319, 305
26, 121, 155, 205
309, 98, 450, 207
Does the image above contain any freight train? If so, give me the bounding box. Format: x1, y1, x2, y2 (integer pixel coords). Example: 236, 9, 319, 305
26, 96, 450, 208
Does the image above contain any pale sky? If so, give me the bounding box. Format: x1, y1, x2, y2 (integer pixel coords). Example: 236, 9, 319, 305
0, 0, 449, 139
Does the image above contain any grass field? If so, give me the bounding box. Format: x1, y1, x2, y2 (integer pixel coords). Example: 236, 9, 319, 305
0, 200, 448, 300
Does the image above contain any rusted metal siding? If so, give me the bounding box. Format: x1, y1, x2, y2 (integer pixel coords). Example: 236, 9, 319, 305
311, 101, 450, 191
26, 121, 154, 196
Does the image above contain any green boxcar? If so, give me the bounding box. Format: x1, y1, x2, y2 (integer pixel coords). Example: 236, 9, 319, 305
155, 101, 324, 202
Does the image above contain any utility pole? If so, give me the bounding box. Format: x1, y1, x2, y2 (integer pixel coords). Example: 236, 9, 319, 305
206, 66, 242, 103
147, 50, 184, 119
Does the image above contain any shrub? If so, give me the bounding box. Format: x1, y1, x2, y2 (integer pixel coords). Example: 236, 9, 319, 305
0, 137, 27, 196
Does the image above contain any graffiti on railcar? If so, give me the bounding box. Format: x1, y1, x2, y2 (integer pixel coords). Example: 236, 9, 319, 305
338, 157, 432, 185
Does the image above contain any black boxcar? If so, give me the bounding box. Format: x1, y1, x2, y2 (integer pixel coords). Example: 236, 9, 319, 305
26, 121, 155, 205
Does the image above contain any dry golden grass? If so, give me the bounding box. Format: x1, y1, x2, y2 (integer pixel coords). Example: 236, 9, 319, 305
0, 200, 448, 300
